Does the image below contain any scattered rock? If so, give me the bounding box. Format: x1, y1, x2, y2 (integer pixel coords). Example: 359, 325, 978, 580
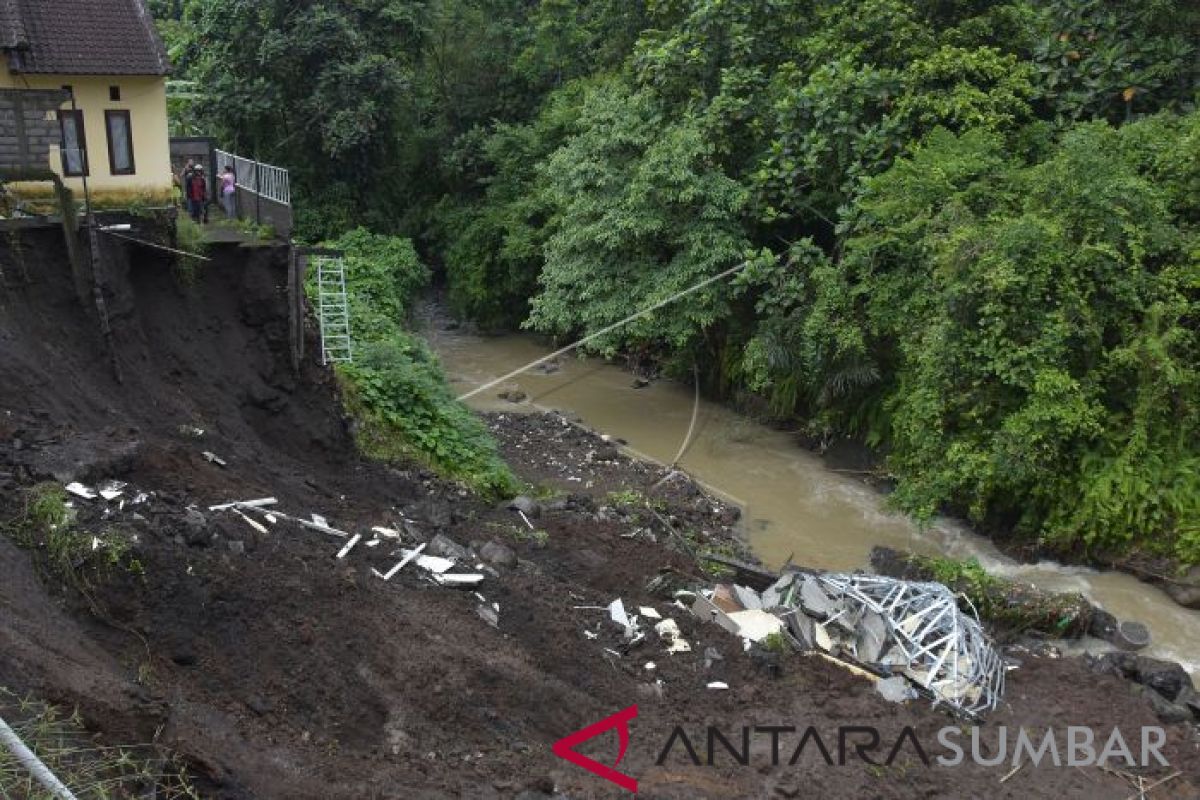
1161, 566, 1200, 609
631, 378, 650, 389
592, 445, 619, 462
498, 389, 527, 403
505, 496, 541, 518
1141, 687, 1194, 724
227, 540, 246, 555
426, 533, 470, 561
183, 507, 207, 532
479, 540, 517, 569
1089, 652, 1195, 703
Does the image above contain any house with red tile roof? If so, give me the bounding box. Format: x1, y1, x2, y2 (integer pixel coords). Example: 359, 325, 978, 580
0, 0, 172, 201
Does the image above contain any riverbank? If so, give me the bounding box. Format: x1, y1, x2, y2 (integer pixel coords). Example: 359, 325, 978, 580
424, 312, 1200, 677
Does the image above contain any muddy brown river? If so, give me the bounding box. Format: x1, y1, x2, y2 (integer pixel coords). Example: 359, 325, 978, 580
422, 313, 1200, 676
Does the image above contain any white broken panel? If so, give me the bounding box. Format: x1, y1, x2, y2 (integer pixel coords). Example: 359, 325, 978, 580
208, 497, 277, 511
336, 533, 363, 559
434, 573, 485, 587
372, 526, 402, 539
234, 509, 268, 534
727, 609, 785, 643
65, 483, 97, 500
202, 451, 227, 467
398, 549, 456, 574
98, 481, 126, 501
382, 543, 427, 580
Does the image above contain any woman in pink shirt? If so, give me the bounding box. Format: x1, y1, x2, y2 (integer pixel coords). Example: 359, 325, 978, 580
220, 166, 237, 218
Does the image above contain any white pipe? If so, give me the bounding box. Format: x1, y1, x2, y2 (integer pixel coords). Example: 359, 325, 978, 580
0, 714, 79, 800
455, 260, 750, 402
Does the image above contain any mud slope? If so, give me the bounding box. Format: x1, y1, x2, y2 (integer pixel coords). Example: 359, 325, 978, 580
0, 231, 1197, 799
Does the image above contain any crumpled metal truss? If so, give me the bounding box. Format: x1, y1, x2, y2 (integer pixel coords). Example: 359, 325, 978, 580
815, 573, 1005, 717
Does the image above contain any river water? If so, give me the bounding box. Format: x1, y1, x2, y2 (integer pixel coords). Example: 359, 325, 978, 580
422, 315, 1199, 676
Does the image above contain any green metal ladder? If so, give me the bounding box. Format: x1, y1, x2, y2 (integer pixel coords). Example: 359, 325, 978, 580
315, 255, 353, 365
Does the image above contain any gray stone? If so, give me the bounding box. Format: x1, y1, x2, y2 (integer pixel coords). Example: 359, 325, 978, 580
1142, 687, 1193, 724
1162, 566, 1200, 609
183, 508, 207, 531
227, 540, 245, 555
1136, 656, 1193, 701
479, 540, 517, 569
426, 533, 470, 560
506, 495, 541, 518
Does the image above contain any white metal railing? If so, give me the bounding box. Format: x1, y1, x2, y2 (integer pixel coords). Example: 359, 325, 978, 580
213, 149, 291, 206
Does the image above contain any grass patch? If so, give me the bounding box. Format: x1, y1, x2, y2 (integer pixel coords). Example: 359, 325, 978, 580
606, 489, 665, 512
0, 687, 198, 799
173, 216, 209, 283
913, 555, 1092, 637
483, 520, 550, 546
1, 483, 141, 590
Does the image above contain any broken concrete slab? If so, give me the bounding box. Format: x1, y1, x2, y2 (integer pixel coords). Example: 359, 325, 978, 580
800, 577, 837, 618
855, 611, 887, 663
733, 584, 764, 611
726, 610, 785, 643
690, 594, 741, 636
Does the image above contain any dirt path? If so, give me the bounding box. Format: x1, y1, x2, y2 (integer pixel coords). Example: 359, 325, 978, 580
0, 231, 1196, 798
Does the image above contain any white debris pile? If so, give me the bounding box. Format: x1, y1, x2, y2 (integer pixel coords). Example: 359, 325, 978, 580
690, 572, 1006, 717
208, 498, 488, 590
63, 480, 150, 512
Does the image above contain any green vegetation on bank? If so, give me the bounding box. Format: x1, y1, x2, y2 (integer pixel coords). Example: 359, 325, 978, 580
1, 484, 143, 590
309, 229, 519, 498
156, 0, 1199, 564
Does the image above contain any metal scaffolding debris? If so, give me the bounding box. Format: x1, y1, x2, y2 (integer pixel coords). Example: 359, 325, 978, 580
766, 572, 1006, 716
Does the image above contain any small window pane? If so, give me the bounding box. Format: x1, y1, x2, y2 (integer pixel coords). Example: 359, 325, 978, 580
59, 111, 85, 176
106, 111, 134, 175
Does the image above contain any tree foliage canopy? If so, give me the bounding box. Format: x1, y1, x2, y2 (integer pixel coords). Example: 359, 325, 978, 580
159, 0, 1200, 563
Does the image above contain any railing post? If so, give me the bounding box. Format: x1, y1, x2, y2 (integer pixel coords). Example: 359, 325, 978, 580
254, 158, 261, 225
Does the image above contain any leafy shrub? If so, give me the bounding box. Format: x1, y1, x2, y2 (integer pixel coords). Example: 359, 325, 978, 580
311, 228, 519, 498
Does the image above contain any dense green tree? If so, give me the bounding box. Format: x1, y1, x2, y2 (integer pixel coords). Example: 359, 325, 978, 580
155, 0, 1200, 563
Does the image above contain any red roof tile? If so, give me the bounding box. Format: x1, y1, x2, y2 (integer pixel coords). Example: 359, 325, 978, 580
2, 0, 168, 76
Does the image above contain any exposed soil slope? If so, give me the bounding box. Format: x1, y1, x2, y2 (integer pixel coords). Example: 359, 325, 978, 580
0, 230, 1196, 799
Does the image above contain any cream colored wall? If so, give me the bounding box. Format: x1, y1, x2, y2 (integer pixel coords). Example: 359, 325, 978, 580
1, 63, 173, 199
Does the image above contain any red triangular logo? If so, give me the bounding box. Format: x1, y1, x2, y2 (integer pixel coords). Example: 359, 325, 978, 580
552, 705, 639, 793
